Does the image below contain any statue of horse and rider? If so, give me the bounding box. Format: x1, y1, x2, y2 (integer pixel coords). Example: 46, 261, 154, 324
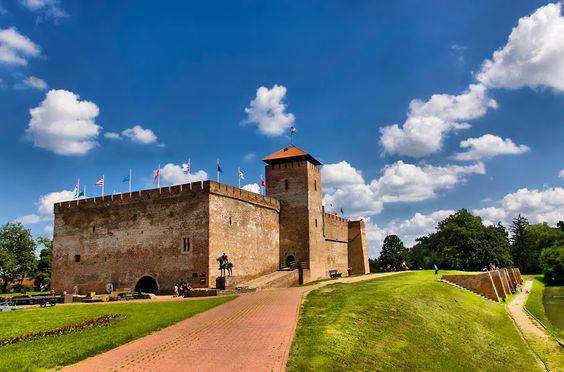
217, 252, 233, 277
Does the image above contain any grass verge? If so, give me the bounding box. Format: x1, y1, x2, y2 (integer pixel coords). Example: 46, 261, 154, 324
0, 296, 234, 370
288, 271, 538, 371
524, 275, 563, 340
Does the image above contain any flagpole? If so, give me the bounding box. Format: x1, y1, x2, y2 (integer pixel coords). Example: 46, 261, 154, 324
129, 168, 132, 194
77, 178, 80, 197
217, 159, 220, 183
188, 158, 191, 185
102, 175, 105, 197
157, 164, 161, 189
84, 185, 86, 198
238, 167, 241, 188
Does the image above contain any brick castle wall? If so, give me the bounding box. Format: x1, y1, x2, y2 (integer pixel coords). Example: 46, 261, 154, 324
347, 220, 370, 274
442, 272, 500, 302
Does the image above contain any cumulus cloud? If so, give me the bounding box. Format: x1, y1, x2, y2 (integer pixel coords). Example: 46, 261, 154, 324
22, 76, 47, 90
243, 153, 256, 162
121, 125, 158, 145
454, 134, 530, 161
104, 132, 122, 140
379, 84, 497, 157
160, 163, 208, 185
25, 89, 101, 155
0, 27, 40, 65
559, 169, 564, 179
364, 210, 455, 256
19, 0, 68, 22
321, 160, 484, 218
474, 187, 564, 226
477, 3, 564, 91
372, 161, 485, 203
16, 189, 75, 225
242, 183, 261, 194
244, 85, 295, 136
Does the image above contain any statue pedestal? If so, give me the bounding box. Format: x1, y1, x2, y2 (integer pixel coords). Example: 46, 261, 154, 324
215, 276, 235, 290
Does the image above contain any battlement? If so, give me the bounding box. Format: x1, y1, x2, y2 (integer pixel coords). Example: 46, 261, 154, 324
323, 212, 348, 223
54, 180, 280, 214
265, 159, 321, 173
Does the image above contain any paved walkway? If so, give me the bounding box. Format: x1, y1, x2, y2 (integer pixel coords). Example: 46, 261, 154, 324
66, 272, 400, 372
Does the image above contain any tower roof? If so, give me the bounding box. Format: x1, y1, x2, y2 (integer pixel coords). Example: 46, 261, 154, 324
262, 145, 321, 165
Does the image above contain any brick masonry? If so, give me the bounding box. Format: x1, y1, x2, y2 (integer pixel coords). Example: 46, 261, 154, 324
442, 269, 522, 302
51, 147, 369, 293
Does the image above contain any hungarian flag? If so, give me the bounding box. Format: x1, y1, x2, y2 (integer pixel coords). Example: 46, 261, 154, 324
261, 179, 267, 187
153, 168, 160, 183
182, 162, 190, 174
217, 163, 222, 173
77, 190, 84, 197
72, 182, 79, 195
95, 177, 104, 186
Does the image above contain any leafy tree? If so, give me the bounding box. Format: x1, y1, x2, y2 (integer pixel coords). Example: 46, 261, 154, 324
510, 214, 529, 271
375, 235, 408, 272
407, 209, 512, 271
540, 245, 563, 286
520, 222, 564, 274
0, 223, 37, 293
34, 237, 53, 290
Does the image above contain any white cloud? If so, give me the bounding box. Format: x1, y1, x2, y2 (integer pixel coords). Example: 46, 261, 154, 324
121, 125, 158, 145
160, 163, 208, 185
22, 76, 47, 90
372, 161, 485, 202
474, 187, 564, 226
25, 89, 101, 155
321, 160, 484, 218
104, 132, 122, 140
454, 134, 530, 161
43, 225, 53, 234
364, 209, 454, 256
19, 0, 68, 22
243, 153, 256, 162
244, 85, 295, 136
16, 189, 75, 225
558, 169, 564, 179
242, 183, 261, 194
379, 84, 497, 157
0, 27, 40, 65
477, 3, 564, 91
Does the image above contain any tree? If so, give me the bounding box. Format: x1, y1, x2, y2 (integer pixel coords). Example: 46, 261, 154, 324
510, 214, 529, 271
0, 223, 37, 293
520, 222, 564, 274
375, 235, 408, 272
407, 209, 512, 271
34, 237, 53, 290
540, 245, 563, 286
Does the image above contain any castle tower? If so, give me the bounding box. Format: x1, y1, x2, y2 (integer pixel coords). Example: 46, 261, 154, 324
263, 146, 323, 270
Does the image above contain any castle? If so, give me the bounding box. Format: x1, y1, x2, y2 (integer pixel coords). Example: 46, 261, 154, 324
51, 146, 369, 294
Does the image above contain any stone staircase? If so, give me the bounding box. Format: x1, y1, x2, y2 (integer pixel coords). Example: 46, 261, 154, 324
439, 279, 499, 303
234, 269, 299, 291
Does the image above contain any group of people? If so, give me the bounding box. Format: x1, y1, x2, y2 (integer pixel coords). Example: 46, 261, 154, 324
173, 282, 192, 297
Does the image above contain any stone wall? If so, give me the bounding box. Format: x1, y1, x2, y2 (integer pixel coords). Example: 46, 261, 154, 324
52, 183, 211, 294
442, 272, 500, 301
208, 185, 280, 286
489, 270, 506, 300
347, 220, 370, 275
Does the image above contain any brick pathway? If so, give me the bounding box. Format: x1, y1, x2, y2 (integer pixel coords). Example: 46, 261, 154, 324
66, 272, 400, 372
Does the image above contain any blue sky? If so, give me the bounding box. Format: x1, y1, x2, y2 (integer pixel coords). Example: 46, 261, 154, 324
1, 1, 563, 256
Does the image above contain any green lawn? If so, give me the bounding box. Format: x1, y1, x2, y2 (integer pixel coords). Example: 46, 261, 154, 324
0, 291, 45, 298
525, 275, 563, 340
0, 296, 234, 371
288, 271, 539, 371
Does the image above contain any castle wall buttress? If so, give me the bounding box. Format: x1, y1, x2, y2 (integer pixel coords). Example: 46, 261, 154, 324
348, 220, 370, 274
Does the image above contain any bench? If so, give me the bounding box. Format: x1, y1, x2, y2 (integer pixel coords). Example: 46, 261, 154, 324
329, 270, 342, 278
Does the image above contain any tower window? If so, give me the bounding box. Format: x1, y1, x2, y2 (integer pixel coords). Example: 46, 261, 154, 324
284, 179, 289, 190
229, 216, 232, 226
182, 238, 190, 252
315, 219, 318, 227
74, 254, 81, 262
92, 225, 96, 233
314, 180, 317, 191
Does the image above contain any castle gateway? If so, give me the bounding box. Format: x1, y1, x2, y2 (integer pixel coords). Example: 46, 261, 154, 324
51, 146, 369, 293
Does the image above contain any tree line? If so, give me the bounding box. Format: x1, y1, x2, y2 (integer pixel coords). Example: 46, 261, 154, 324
0, 222, 52, 293
370, 209, 563, 286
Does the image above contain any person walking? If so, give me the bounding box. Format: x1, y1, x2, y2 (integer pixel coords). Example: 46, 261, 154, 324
434, 264, 439, 280
173, 284, 179, 297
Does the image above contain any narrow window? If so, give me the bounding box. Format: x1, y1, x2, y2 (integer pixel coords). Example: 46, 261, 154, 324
315, 219, 318, 227
92, 225, 96, 233
183, 238, 190, 252
74, 254, 81, 262
284, 179, 289, 190
229, 216, 232, 226
192, 272, 198, 278
314, 180, 317, 191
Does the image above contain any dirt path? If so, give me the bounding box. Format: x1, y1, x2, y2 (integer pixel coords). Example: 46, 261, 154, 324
507, 280, 547, 340
65, 272, 401, 372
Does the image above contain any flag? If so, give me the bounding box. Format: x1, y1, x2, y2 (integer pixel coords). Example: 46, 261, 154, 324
182, 162, 190, 174
290, 126, 296, 134
77, 190, 84, 197
238, 169, 245, 180
217, 163, 222, 173
153, 168, 160, 183
95, 177, 104, 186
72, 182, 79, 196
122, 175, 130, 183
340, 207, 344, 215
261, 179, 267, 187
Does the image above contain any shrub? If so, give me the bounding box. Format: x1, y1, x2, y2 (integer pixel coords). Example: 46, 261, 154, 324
540, 245, 563, 286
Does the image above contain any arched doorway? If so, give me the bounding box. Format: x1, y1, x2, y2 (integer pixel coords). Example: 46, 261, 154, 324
286, 255, 296, 268
135, 276, 158, 294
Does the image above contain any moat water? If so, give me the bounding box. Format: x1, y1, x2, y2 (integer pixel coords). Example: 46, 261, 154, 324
544, 286, 564, 330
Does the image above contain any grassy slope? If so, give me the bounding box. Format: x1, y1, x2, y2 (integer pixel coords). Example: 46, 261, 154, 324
288, 271, 538, 371
0, 296, 234, 370
525, 275, 563, 340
